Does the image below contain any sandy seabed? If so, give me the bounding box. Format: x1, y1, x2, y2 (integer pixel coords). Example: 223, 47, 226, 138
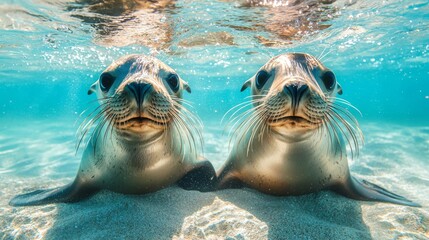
0, 122, 428, 239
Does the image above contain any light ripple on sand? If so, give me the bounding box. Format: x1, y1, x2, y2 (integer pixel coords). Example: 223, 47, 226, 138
173, 197, 269, 239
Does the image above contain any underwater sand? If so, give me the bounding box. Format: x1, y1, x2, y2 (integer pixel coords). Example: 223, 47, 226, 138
0, 120, 428, 239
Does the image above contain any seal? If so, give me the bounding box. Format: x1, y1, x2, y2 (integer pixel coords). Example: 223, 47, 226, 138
10, 54, 216, 206
217, 53, 420, 207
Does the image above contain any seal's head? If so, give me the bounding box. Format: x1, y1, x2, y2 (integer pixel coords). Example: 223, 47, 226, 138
88, 54, 191, 134
235, 52, 361, 157
241, 53, 343, 131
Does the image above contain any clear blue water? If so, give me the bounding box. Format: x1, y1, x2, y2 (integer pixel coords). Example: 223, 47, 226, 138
0, 0, 428, 239
1, 0, 428, 124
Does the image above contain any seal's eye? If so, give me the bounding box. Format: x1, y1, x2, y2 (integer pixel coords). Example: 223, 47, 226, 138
100, 73, 115, 92
166, 74, 180, 92
255, 70, 270, 89
321, 71, 336, 91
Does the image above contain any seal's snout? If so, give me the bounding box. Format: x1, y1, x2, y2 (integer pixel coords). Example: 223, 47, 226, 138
126, 82, 153, 106
118, 79, 173, 129
283, 83, 309, 114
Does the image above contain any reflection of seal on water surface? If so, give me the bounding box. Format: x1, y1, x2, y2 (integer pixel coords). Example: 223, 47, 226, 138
68, 0, 175, 48
217, 53, 420, 207
68, 0, 236, 49
10, 54, 216, 206
223, 0, 338, 47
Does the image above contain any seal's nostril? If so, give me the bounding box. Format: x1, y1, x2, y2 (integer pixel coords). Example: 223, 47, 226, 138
126, 82, 152, 106
284, 84, 308, 97
299, 85, 309, 95
284, 85, 298, 97
284, 84, 309, 115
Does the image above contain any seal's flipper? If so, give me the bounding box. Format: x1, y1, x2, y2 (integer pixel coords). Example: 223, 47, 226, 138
9, 180, 97, 207
178, 160, 217, 192
334, 176, 421, 207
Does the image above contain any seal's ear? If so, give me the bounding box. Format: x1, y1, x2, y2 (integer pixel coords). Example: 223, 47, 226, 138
240, 79, 251, 92
183, 81, 191, 93
88, 82, 97, 95
337, 83, 343, 95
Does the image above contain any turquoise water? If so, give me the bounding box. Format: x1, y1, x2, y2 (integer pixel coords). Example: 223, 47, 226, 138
0, 0, 429, 239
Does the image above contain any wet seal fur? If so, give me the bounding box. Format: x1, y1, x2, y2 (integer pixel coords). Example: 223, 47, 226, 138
217, 53, 420, 207
10, 54, 216, 206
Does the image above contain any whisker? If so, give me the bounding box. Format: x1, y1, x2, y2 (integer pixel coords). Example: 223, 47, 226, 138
221, 101, 256, 125
247, 108, 267, 156
329, 110, 363, 153
169, 102, 204, 159
226, 104, 265, 142
228, 105, 266, 152
327, 97, 362, 116
325, 110, 362, 160
77, 101, 110, 133
75, 107, 112, 154
329, 105, 360, 126
222, 100, 260, 126
325, 112, 352, 157
318, 48, 332, 61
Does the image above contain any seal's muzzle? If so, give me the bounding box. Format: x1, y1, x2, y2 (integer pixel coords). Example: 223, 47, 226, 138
125, 81, 153, 109
283, 83, 309, 115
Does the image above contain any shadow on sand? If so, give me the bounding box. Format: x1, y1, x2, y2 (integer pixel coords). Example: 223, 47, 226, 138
42, 187, 371, 239
217, 189, 372, 239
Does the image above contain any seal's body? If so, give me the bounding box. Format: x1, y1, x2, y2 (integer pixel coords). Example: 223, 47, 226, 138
10, 54, 215, 206
217, 53, 419, 207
